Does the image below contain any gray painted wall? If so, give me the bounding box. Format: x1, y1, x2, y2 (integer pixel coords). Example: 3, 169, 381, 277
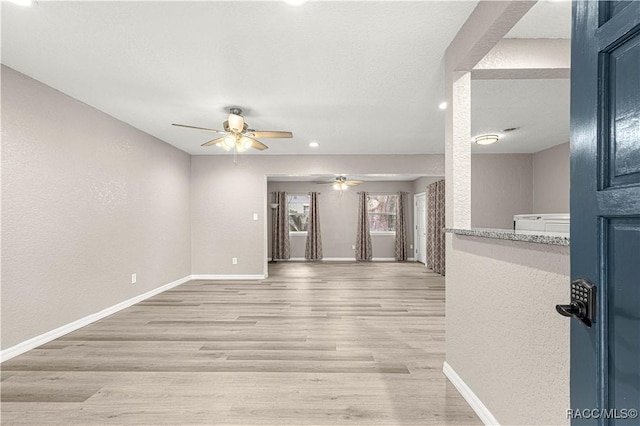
447, 235, 570, 425
191, 154, 445, 276
470, 149, 570, 229
1, 66, 192, 350
471, 154, 534, 229
533, 142, 570, 213
267, 180, 415, 259
1, 64, 570, 370
412, 176, 444, 195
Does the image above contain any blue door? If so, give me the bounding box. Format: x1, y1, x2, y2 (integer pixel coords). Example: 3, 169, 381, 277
570, 1, 640, 424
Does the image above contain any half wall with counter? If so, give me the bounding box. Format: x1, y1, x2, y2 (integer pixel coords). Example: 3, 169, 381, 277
442, 3, 573, 423
445, 229, 570, 425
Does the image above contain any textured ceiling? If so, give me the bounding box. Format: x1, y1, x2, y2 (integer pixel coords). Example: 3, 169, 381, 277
506, 0, 572, 39
2, 1, 571, 156
471, 0, 571, 154
2, 1, 475, 155
471, 78, 570, 153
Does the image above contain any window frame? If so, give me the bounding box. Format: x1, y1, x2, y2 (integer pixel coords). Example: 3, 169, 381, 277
287, 193, 310, 235
367, 194, 397, 235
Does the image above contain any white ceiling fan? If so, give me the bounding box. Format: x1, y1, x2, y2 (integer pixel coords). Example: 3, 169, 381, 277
172, 107, 293, 153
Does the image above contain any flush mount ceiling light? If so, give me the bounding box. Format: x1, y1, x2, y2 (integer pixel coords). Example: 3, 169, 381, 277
474, 134, 499, 145
438, 102, 447, 110
309, 141, 319, 148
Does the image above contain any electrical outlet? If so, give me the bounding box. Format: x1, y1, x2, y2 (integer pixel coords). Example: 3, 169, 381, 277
131, 273, 137, 284
232, 257, 238, 265
351, 245, 356, 250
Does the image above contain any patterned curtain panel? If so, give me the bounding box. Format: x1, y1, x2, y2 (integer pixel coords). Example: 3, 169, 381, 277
272, 192, 290, 260
426, 180, 446, 275
395, 191, 407, 261
305, 192, 323, 261
355, 192, 372, 261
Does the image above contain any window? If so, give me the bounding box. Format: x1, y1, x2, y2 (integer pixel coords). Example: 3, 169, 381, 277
288, 194, 310, 232
368, 194, 397, 233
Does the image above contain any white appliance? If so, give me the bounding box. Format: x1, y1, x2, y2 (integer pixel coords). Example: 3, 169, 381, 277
514, 214, 570, 234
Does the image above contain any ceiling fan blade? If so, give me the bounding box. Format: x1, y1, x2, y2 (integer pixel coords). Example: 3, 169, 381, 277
201, 137, 226, 147
246, 131, 293, 139
172, 123, 226, 134
315, 182, 334, 185
345, 181, 363, 186
241, 136, 269, 151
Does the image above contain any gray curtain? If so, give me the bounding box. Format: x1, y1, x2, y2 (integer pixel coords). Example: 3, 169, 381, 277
305, 192, 323, 261
272, 192, 290, 260
426, 180, 445, 275
395, 191, 407, 261
355, 192, 372, 261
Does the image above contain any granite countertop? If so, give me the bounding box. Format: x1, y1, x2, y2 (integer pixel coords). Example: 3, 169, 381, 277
446, 228, 570, 246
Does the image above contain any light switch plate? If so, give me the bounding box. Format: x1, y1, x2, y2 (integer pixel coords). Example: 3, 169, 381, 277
253, 213, 258, 221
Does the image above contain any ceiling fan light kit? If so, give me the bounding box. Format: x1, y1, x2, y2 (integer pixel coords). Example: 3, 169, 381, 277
333, 182, 349, 191
172, 107, 293, 161
223, 136, 235, 148
227, 108, 245, 133
237, 136, 254, 152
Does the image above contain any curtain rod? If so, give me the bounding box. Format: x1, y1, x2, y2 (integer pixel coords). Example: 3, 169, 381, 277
269, 191, 322, 194
356, 191, 407, 195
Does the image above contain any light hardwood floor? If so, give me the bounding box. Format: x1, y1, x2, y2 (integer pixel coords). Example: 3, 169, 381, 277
1, 262, 481, 425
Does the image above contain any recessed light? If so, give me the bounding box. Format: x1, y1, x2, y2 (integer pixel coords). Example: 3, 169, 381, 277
8, 0, 35, 6
284, 0, 309, 6
473, 134, 500, 145
438, 102, 447, 110
309, 141, 319, 148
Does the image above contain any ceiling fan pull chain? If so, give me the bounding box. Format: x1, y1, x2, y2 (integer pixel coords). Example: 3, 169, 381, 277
233, 145, 238, 166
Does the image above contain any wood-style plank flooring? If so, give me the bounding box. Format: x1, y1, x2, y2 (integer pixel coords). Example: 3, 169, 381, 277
1, 262, 481, 425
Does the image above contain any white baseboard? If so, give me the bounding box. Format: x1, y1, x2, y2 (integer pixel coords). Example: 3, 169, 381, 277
443, 361, 500, 426
190, 274, 266, 280
283, 257, 417, 262
0, 275, 191, 363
